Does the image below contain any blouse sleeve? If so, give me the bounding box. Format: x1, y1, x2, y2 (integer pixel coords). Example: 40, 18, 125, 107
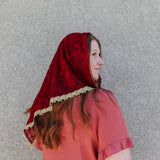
90, 89, 134, 159
34, 138, 42, 150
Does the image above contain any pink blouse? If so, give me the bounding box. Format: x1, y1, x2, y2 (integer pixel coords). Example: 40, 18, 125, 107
35, 89, 134, 160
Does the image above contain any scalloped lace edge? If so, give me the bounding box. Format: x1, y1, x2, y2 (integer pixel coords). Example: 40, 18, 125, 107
24, 86, 93, 130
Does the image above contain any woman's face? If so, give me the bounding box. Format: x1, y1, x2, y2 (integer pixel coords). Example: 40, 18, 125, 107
89, 40, 104, 82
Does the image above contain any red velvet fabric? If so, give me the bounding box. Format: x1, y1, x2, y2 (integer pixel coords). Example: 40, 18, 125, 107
24, 32, 101, 144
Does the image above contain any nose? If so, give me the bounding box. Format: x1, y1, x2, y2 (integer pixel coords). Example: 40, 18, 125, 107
98, 57, 104, 65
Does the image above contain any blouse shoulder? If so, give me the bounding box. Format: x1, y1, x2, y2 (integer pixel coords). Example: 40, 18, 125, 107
85, 88, 119, 120
96, 88, 114, 98
87, 88, 114, 97
87, 88, 117, 106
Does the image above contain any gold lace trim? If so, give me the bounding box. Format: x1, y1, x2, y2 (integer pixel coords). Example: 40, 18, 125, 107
24, 86, 93, 130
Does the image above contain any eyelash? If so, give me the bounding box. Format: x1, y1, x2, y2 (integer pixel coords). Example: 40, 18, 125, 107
92, 53, 101, 56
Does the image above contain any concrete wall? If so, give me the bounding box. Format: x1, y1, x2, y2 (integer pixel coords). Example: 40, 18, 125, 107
0, 0, 160, 159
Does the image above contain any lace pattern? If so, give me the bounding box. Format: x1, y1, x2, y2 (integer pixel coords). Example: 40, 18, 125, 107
24, 86, 93, 130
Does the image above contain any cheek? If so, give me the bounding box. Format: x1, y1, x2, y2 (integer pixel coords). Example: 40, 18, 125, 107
90, 56, 95, 66
89, 57, 94, 70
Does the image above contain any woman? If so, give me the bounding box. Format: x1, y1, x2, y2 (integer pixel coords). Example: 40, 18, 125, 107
24, 32, 134, 160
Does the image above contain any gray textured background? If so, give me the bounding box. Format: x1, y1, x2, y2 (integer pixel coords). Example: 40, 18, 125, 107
0, 0, 160, 160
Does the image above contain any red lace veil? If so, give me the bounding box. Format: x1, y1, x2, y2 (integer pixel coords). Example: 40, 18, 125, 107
23, 32, 101, 144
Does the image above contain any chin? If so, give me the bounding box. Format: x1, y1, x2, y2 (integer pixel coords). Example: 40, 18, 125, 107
91, 73, 99, 82
93, 77, 99, 82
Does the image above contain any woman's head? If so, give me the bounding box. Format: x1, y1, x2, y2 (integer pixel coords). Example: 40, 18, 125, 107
63, 32, 103, 87
86, 34, 104, 83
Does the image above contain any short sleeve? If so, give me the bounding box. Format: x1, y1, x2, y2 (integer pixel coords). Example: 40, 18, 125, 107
90, 89, 134, 159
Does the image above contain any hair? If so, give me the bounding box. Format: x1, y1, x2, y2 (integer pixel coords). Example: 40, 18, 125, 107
86, 33, 102, 58
24, 33, 116, 149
